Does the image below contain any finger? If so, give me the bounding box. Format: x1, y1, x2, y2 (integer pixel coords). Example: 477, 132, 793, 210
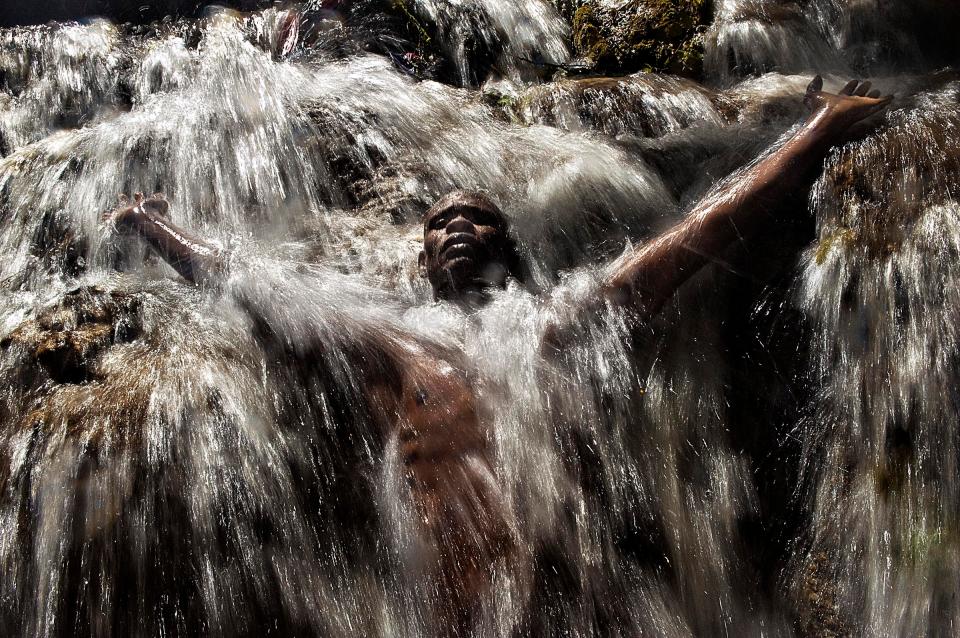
867, 89, 882, 99
147, 195, 170, 216
134, 192, 144, 204
152, 192, 166, 200
867, 99, 892, 117
854, 81, 872, 97
118, 193, 130, 206
841, 79, 859, 96
806, 75, 823, 95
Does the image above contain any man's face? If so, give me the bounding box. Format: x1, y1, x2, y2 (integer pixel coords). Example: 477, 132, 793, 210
419, 193, 512, 300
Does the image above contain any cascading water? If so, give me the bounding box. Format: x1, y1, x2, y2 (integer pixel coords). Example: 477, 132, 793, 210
1, 1, 958, 636
401, 0, 570, 87
791, 83, 960, 636
705, 0, 845, 82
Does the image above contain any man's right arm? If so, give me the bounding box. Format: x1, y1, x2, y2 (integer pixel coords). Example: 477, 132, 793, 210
105, 193, 223, 284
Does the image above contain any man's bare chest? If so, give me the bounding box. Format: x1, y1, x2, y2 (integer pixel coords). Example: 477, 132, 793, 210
395, 362, 487, 466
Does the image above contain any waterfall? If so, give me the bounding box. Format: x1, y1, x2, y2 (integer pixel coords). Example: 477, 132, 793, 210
794, 82, 960, 635
1, 1, 958, 636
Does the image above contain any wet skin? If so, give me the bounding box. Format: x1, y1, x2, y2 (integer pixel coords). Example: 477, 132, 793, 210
374, 356, 514, 627
418, 190, 514, 303
107, 78, 892, 634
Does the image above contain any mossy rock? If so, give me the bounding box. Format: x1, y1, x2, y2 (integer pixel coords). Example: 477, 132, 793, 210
814, 102, 960, 261
566, 0, 710, 77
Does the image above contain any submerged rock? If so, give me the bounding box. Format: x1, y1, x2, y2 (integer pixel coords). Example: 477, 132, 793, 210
1, 285, 141, 385
516, 73, 723, 137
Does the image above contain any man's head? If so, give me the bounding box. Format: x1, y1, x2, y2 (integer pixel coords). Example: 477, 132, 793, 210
419, 191, 522, 301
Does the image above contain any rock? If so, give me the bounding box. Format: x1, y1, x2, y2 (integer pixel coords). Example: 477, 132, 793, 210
558, 0, 710, 77
1, 1, 277, 27
2, 285, 141, 385
794, 551, 851, 637
516, 73, 723, 138
914, 2, 960, 64
714, 73, 811, 125
704, 0, 840, 83
814, 84, 960, 261
851, 0, 960, 69
705, 0, 960, 82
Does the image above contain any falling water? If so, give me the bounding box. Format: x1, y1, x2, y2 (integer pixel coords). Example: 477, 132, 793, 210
705, 0, 844, 82
402, 0, 570, 86
1, 1, 959, 636
793, 83, 960, 636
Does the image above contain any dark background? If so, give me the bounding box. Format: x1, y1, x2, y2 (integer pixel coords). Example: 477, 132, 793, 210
0, 1, 278, 27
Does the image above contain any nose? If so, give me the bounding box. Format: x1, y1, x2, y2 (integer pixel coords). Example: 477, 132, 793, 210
444, 213, 476, 234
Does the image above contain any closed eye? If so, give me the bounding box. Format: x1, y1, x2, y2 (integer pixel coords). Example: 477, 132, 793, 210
470, 210, 498, 227
429, 213, 450, 230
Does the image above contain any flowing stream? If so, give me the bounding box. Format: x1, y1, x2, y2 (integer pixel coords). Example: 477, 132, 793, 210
0, 1, 958, 636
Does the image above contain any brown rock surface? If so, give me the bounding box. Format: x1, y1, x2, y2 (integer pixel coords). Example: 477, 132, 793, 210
557, 0, 710, 77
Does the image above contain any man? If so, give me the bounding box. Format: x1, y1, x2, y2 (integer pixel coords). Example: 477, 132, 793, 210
104, 77, 891, 633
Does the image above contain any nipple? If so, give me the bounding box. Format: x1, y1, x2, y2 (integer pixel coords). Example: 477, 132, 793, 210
415, 389, 429, 406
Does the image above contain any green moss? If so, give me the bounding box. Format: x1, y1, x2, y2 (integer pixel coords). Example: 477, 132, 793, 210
569, 0, 711, 77
390, 0, 432, 47
572, 5, 616, 69
814, 227, 857, 265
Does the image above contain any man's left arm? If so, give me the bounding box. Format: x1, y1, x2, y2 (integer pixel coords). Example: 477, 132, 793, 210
599, 77, 891, 321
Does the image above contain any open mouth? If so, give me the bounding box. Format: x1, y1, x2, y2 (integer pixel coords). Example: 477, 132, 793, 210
440, 233, 479, 260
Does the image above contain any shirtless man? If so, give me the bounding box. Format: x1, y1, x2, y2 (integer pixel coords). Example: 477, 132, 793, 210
104, 77, 890, 634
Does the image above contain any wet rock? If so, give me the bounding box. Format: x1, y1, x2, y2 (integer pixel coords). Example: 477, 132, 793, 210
307, 0, 570, 87
1, 1, 277, 28
817, 0, 960, 73
297, 0, 446, 80
557, 0, 710, 77
706, 0, 960, 82
302, 97, 391, 209
714, 73, 811, 124
793, 79, 960, 636
813, 83, 960, 261
911, 0, 960, 65
705, 0, 841, 83
794, 551, 851, 637
1, 285, 141, 385
398, 0, 571, 87
31, 210, 91, 279
516, 73, 723, 138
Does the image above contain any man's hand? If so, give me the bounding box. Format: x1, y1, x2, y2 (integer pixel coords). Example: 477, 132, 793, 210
99, 190, 221, 284
101, 192, 170, 235
804, 75, 894, 133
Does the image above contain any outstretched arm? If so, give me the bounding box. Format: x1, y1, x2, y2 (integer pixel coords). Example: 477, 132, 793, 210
104, 193, 222, 285
601, 77, 892, 320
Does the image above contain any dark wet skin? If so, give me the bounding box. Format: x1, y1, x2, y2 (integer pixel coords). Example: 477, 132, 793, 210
418, 191, 514, 304
106, 78, 891, 635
